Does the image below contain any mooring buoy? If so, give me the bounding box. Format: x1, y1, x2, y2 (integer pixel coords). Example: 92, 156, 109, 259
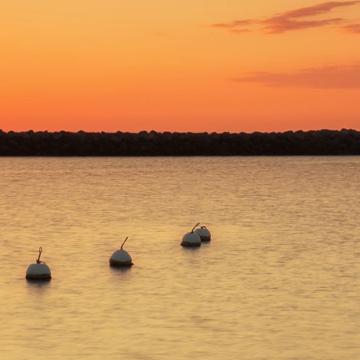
26, 247, 52, 281
195, 225, 211, 242
181, 223, 202, 248
109, 237, 133, 268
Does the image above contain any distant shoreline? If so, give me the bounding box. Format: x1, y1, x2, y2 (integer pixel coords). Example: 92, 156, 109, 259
0, 130, 359, 156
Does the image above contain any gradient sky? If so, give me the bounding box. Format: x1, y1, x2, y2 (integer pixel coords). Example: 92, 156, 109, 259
1, 0, 360, 132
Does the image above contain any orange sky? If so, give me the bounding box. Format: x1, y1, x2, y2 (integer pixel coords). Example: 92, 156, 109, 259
1, 0, 359, 132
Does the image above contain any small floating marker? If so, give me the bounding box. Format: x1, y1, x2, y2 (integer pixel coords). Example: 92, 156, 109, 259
26, 247, 52, 281
181, 223, 202, 248
195, 225, 211, 242
109, 237, 133, 268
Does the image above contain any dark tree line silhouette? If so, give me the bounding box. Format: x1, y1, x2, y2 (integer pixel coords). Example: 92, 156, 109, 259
0, 129, 359, 156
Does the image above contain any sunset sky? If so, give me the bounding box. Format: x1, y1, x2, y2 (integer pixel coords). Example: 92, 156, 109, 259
1, 0, 360, 132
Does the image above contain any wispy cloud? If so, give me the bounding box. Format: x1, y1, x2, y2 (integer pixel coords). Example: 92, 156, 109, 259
343, 23, 360, 32
280, 1, 359, 18
212, 1, 360, 34
212, 20, 255, 33
264, 17, 343, 33
233, 64, 360, 88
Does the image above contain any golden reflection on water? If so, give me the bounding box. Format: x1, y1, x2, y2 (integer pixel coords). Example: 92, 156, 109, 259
0, 157, 360, 360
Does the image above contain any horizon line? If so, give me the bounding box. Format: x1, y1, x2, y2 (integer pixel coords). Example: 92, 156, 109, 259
0, 128, 359, 135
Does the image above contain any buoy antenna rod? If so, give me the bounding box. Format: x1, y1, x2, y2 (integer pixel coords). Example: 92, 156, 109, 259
191, 223, 200, 233
36, 247, 43, 264
120, 237, 129, 250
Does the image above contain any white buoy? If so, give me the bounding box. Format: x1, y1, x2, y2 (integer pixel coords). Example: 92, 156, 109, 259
26, 247, 52, 281
181, 223, 202, 248
109, 237, 133, 268
195, 225, 211, 242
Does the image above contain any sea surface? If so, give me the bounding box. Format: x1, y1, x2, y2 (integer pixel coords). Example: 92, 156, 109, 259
0, 157, 359, 360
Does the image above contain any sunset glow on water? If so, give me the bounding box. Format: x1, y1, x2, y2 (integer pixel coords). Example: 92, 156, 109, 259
0, 157, 359, 360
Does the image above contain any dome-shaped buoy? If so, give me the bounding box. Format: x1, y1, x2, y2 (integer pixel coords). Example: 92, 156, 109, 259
181, 223, 202, 248
26, 247, 52, 281
195, 225, 211, 242
109, 237, 133, 268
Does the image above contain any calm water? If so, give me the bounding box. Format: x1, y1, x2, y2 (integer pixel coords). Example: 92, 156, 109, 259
0, 157, 359, 360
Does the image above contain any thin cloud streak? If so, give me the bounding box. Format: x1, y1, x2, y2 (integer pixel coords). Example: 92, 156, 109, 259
281, 1, 360, 18
263, 17, 343, 33
212, 1, 360, 34
233, 64, 360, 88
343, 23, 360, 32
212, 19, 255, 33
